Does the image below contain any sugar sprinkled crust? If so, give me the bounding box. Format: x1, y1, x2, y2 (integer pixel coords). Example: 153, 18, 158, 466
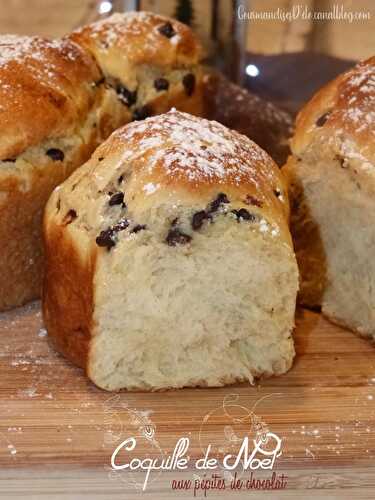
107, 109, 277, 184
0, 35, 79, 67
69, 11, 201, 69
56, 110, 291, 244
0, 34, 100, 159
291, 56, 375, 164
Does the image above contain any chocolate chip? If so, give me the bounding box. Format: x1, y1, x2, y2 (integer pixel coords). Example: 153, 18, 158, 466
94, 77, 105, 87
96, 228, 116, 249
118, 175, 123, 184
182, 73, 195, 96
209, 193, 230, 213
46, 148, 64, 162
154, 78, 170, 91
192, 210, 208, 230
232, 208, 256, 222
116, 85, 137, 107
62, 209, 77, 225
3, 158, 16, 162
133, 106, 150, 121
98, 157, 104, 162
245, 194, 263, 207
166, 228, 192, 246
158, 22, 176, 38
335, 155, 346, 168
96, 219, 129, 250
274, 189, 281, 198
130, 224, 146, 234
316, 111, 330, 127
109, 192, 124, 206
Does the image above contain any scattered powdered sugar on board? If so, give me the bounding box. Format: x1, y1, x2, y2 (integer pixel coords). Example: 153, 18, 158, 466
17, 387, 39, 398
7, 444, 17, 455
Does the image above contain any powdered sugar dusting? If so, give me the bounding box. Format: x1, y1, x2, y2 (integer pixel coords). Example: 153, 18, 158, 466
0, 35, 80, 69
341, 61, 375, 136
114, 110, 279, 189
324, 58, 375, 161
75, 12, 192, 59
0, 35, 85, 98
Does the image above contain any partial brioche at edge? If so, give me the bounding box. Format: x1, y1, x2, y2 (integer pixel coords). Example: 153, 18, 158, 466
0, 34, 109, 311
284, 56, 375, 337
0, 12, 204, 311
43, 110, 298, 391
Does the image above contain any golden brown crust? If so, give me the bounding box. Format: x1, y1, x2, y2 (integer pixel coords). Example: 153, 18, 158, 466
69, 12, 201, 75
0, 35, 101, 159
291, 56, 375, 162
110, 111, 290, 220
43, 192, 96, 369
53, 110, 291, 245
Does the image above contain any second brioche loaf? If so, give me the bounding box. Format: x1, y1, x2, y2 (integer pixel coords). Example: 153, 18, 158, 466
0, 34, 115, 310
68, 12, 204, 122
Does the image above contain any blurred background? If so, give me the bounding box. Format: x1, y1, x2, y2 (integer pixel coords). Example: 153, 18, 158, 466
0, 0, 374, 112
1, 0, 373, 58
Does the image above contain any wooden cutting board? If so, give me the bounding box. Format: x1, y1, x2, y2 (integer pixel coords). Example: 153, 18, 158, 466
1, 301, 375, 494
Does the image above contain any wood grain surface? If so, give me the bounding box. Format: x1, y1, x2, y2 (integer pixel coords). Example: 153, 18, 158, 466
0, 302, 375, 498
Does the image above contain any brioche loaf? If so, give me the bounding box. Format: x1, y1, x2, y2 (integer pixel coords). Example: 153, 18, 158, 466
43, 110, 298, 391
0, 12, 203, 311
284, 57, 375, 337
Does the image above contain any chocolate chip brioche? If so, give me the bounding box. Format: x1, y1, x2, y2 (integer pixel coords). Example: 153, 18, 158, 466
284, 56, 375, 337
0, 12, 203, 311
43, 110, 298, 391
68, 12, 204, 123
